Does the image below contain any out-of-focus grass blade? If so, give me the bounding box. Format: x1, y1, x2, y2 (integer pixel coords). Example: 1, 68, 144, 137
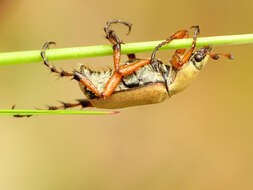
0, 109, 120, 116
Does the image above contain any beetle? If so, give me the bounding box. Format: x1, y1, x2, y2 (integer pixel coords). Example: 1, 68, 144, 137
15, 20, 233, 113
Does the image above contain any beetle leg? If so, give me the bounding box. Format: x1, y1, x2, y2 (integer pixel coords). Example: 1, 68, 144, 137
150, 29, 190, 64
102, 71, 122, 98
46, 99, 93, 110
73, 71, 103, 97
101, 20, 136, 98
41, 41, 74, 77
119, 59, 150, 75
12, 100, 93, 118
104, 20, 132, 72
41, 42, 104, 98
102, 59, 150, 98
150, 26, 200, 70
170, 26, 200, 69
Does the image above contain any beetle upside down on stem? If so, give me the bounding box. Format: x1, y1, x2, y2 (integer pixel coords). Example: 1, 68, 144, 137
14, 19, 233, 117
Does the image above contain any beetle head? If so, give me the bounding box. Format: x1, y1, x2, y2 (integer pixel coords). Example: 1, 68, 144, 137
191, 46, 212, 70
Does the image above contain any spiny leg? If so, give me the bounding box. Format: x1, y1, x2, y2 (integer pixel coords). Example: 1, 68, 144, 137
102, 59, 150, 98
42, 39, 126, 99
97, 20, 135, 98
41, 42, 103, 97
46, 99, 93, 110
170, 26, 200, 69
42, 21, 140, 100
150, 26, 200, 70
73, 71, 102, 97
150, 28, 190, 64
75, 20, 134, 99
12, 100, 93, 118
104, 20, 132, 72
41, 42, 74, 77
74, 67, 123, 99
102, 26, 198, 98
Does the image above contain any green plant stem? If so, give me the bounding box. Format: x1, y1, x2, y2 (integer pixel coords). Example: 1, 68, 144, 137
0, 33, 253, 66
1, 33, 253, 116
0, 109, 119, 116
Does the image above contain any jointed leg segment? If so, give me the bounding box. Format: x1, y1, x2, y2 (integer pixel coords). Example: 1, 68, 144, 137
41, 22, 203, 100
46, 99, 93, 110
12, 99, 93, 118
40, 20, 147, 99
150, 25, 200, 70
104, 19, 132, 72
171, 26, 200, 68
41, 42, 74, 77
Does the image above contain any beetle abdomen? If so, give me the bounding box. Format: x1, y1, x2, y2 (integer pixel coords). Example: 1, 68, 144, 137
78, 62, 169, 108
87, 83, 168, 109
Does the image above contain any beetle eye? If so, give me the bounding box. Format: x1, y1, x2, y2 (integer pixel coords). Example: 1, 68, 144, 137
194, 53, 204, 62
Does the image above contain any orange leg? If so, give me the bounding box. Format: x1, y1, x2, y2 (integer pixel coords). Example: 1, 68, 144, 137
74, 59, 151, 98
77, 26, 200, 98
41, 42, 104, 98
150, 29, 189, 63
151, 26, 200, 70
73, 71, 102, 97
41, 21, 138, 99
119, 59, 150, 75
170, 26, 200, 69
104, 20, 132, 72
171, 26, 200, 69
102, 72, 122, 97
102, 59, 150, 97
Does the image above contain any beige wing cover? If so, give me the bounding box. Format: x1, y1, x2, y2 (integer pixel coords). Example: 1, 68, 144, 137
80, 83, 168, 109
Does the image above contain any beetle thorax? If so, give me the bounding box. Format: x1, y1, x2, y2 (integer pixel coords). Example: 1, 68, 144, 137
168, 51, 210, 95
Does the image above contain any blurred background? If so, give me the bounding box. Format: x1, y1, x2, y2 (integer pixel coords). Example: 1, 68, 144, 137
0, 0, 252, 189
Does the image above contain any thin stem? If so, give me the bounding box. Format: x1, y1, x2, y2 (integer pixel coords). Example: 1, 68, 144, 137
0, 33, 253, 66
1, 33, 253, 116
0, 109, 119, 116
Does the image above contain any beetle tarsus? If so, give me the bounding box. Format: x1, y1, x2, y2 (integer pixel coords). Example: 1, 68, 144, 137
104, 19, 132, 36
150, 26, 200, 70
46, 99, 93, 110
150, 29, 189, 65
104, 20, 132, 73
170, 26, 200, 69
41, 41, 74, 77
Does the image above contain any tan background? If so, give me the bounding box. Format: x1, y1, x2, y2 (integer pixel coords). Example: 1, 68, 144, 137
0, 0, 253, 189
